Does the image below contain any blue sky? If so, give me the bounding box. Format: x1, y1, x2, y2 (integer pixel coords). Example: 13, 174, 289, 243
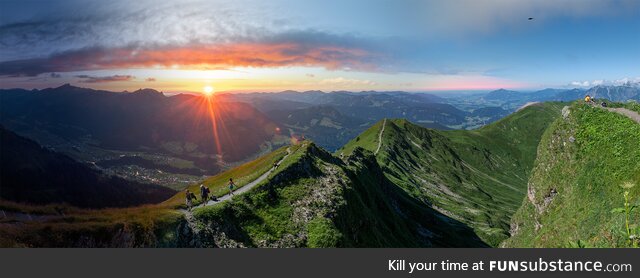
0, 0, 638, 92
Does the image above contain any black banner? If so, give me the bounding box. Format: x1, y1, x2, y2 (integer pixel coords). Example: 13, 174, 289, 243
1, 248, 638, 278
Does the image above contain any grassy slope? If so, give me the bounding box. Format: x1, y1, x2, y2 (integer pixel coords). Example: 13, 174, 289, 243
1, 143, 302, 247
504, 103, 640, 247
190, 143, 487, 247
163, 144, 300, 207
339, 103, 564, 246
0, 203, 182, 247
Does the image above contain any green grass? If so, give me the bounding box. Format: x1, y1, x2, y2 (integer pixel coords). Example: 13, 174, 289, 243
190, 143, 487, 247
163, 144, 300, 207
339, 102, 564, 246
0, 203, 182, 247
504, 102, 640, 247
337, 120, 385, 155
306, 217, 342, 247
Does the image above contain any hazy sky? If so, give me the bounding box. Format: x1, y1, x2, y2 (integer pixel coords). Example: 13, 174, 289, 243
0, 0, 639, 93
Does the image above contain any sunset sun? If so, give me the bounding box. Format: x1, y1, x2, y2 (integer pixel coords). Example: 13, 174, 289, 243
203, 85, 214, 96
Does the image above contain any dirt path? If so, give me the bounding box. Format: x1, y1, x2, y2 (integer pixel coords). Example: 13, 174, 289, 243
517, 101, 540, 112
375, 119, 386, 155
180, 147, 292, 213
605, 107, 640, 124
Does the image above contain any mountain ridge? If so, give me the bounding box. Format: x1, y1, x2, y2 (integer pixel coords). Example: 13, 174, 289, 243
185, 142, 487, 247
339, 102, 564, 245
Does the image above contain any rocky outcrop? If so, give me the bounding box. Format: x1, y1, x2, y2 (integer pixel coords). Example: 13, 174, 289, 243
181, 143, 350, 247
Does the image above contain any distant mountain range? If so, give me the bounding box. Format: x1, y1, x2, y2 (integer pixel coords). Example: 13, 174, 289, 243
266, 106, 367, 151
0, 85, 287, 188
220, 90, 470, 150
222, 90, 459, 124
0, 84, 280, 162
583, 83, 640, 101
476, 83, 640, 107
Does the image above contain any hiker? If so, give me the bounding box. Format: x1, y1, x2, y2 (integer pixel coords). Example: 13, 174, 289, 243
584, 95, 592, 103
200, 184, 210, 207
273, 162, 278, 169
185, 189, 197, 211
228, 178, 236, 195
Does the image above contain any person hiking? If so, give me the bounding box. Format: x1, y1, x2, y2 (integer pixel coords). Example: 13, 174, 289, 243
228, 178, 236, 195
584, 95, 592, 103
209, 191, 218, 202
185, 189, 197, 211
200, 184, 210, 207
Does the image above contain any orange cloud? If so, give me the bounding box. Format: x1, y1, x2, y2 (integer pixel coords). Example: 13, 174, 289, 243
0, 43, 379, 76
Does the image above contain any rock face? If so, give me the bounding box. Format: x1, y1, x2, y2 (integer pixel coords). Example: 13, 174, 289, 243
509, 113, 574, 238
562, 106, 571, 119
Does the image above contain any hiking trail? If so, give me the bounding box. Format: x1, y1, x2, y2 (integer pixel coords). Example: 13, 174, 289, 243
605, 107, 640, 124
375, 119, 386, 155
180, 147, 292, 214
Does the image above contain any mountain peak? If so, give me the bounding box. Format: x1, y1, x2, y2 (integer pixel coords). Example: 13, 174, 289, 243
53, 83, 86, 91
43, 84, 95, 94
132, 88, 162, 95
56, 83, 74, 89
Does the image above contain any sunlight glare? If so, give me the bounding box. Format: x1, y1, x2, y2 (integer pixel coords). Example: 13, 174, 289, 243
203, 85, 214, 96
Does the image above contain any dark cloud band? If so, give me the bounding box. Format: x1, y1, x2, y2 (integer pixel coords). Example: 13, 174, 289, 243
0, 40, 381, 76
75, 74, 135, 83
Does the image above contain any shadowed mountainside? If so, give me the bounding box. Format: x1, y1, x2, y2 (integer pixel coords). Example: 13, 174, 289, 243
0, 126, 175, 208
